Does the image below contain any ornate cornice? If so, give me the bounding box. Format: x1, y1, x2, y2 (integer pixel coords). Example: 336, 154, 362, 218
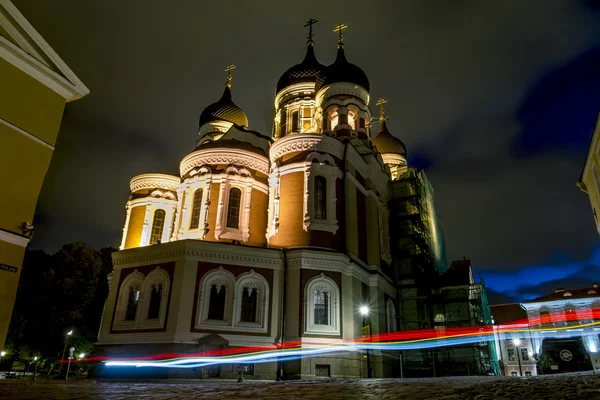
130, 173, 180, 193
180, 148, 269, 176
269, 134, 344, 163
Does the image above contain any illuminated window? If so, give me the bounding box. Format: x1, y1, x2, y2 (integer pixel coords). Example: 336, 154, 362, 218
147, 283, 163, 320
189, 189, 203, 229
434, 314, 446, 323
208, 284, 227, 320
226, 188, 242, 229
301, 106, 313, 131
125, 287, 140, 321
520, 347, 529, 361
240, 287, 258, 323
347, 111, 356, 130
314, 176, 327, 219
563, 292, 572, 297
330, 110, 339, 130
291, 110, 299, 132
149, 209, 165, 244
313, 289, 329, 325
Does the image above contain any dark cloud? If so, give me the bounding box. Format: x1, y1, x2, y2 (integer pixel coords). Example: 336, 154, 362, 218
12, 1, 600, 292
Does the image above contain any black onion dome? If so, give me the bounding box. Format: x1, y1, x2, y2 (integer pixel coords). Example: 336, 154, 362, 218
199, 86, 249, 128
319, 47, 369, 92
276, 44, 326, 93
372, 121, 407, 157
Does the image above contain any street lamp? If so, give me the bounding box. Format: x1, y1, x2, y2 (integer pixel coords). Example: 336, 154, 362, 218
79, 353, 85, 360
0, 351, 5, 365
512, 338, 523, 377
359, 306, 372, 378
59, 329, 73, 375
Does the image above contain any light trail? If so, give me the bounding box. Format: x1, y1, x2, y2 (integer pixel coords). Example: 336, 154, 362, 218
83, 308, 600, 369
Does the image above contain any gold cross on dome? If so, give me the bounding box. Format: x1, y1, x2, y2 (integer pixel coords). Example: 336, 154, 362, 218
376, 98, 387, 121
333, 23, 348, 46
225, 64, 236, 87
305, 18, 318, 42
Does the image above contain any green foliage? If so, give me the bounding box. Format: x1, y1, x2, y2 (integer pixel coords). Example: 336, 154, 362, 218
6, 243, 117, 364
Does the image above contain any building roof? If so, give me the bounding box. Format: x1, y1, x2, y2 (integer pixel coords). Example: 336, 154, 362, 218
524, 285, 599, 303
199, 85, 248, 128
372, 121, 407, 157
276, 42, 326, 94
318, 46, 369, 92
0, 0, 89, 101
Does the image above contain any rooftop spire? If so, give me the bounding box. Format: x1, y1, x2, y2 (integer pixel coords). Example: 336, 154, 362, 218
333, 23, 348, 49
225, 64, 236, 88
376, 97, 387, 122
304, 18, 318, 46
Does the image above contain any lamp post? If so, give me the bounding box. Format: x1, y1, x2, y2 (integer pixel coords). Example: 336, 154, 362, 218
59, 329, 73, 375
65, 347, 74, 381
513, 338, 523, 377
0, 351, 5, 365
360, 306, 372, 378
32, 356, 38, 381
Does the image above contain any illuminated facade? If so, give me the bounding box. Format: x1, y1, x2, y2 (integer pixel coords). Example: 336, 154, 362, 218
0, 0, 89, 350
577, 111, 600, 233
96, 24, 420, 379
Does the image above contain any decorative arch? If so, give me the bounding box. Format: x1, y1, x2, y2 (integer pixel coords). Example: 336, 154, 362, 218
197, 267, 236, 328
113, 270, 145, 330
303, 153, 342, 233
138, 267, 170, 328
304, 273, 340, 335
215, 165, 254, 241
233, 270, 270, 331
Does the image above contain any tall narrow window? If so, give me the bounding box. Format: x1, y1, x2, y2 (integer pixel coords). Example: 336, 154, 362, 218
226, 188, 242, 229
314, 290, 329, 325
208, 284, 226, 320
322, 114, 328, 132
291, 110, 299, 132
339, 113, 348, 125
280, 109, 287, 136
314, 176, 326, 220
359, 118, 365, 130
149, 209, 166, 244
507, 348, 516, 361
240, 287, 258, 322
147, 283, 163, 319
125, 286, 140, 321
189, 189, 203, 229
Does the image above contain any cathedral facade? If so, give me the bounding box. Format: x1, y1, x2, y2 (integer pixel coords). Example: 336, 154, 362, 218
95, 25, 411, 379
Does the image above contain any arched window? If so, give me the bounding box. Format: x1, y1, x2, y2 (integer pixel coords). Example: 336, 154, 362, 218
189, 189, 203, 229
149, 209, 165, 244
359, 117, 365, 130
147, 283, 163, 319
226, 188, 242, 229
240, 287, 258, 323
314, 176, 326, 220
280, 109, 287, 136
208, 284, 227, 320
304, 274, 340, 335
291, 110, 299, 132
125, 286, 140, 321
313, 289, 329, 325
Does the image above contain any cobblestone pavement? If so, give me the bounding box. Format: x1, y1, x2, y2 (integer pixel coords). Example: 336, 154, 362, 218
1, 374, 600, 400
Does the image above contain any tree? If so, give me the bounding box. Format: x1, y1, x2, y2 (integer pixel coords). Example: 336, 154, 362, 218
6, 243, 117, 371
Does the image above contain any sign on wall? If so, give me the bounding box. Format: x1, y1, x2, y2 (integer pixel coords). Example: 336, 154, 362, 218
0, 264, 18, 273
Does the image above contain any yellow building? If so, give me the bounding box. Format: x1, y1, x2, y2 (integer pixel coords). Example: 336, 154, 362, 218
0, 0, 89, 350
578, 111, 600, 233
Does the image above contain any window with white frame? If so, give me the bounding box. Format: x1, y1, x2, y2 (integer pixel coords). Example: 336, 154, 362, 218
197, 267, 235, 327
113, 267, 171, 331
525, 371, 532, 377
520, 347, 529, 361
214, 166, 253, 242
507, 348, 516, 361
303, 153, 342, 234
149, 209, 166, 244
189, 189, 203, 230
196, 268, 269, 333
510, 370, 518, 376
304, 274, 340, 335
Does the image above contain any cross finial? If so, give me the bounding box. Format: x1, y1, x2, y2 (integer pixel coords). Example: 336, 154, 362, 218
225, 64, 236, 88
376, 98, 388, 122
304, 18, 318, 45
333, 23, 348, 48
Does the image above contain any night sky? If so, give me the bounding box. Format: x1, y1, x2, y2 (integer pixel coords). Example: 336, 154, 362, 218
14, 0, 600, 304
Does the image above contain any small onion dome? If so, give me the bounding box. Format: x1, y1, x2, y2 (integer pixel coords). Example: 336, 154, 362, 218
199, 85, 249, 128
276, 42, 326, 94
372, 121, 407, 157
318, 46, 369, 92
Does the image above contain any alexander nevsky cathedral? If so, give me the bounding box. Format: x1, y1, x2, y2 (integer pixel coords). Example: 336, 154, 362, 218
95, 22, 453, 380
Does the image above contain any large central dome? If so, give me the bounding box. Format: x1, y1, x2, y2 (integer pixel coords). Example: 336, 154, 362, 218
199, 85, 248, 128
318, 46, 369, 92
276, 42, 326, 94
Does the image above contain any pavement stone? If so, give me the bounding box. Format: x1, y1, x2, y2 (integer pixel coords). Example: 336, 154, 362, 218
0, 374, 599, 400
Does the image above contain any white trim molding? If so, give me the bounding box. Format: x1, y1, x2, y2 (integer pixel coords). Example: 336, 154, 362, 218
130, 173, 180, 193
214, 166, 254, 242
0, 116, 54, 150
180, 148, 269, 177
266, 162, 281, 240
269, 133, 345, 163
304, 273, 340, 336
0, 0, 89, 101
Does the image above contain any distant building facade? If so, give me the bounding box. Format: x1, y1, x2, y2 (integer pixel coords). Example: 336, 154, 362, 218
577, 111, 600, 233
492, 285, 600, 376
0, 0, 89, 350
